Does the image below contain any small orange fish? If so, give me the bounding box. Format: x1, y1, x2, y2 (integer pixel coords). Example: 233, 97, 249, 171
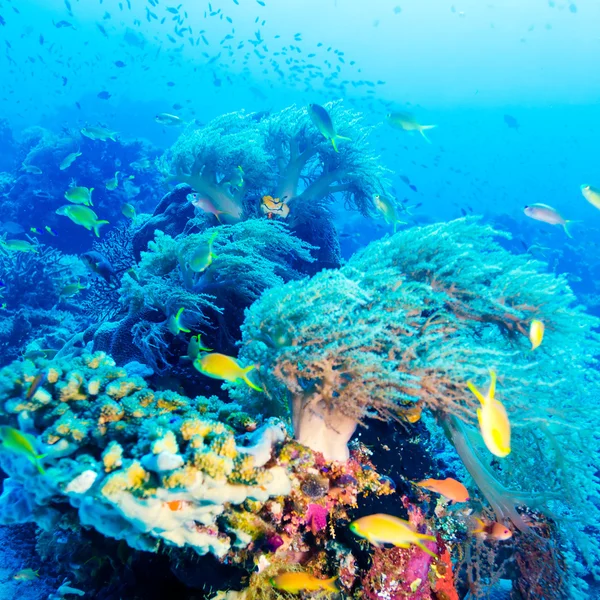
166, 500, 187, 511
472, 517, 512, 541
416, 477, 470, 503
270, 571, 338, 594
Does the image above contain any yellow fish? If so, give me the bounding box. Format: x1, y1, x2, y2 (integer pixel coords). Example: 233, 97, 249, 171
349, 513, 437, 558
59, 150, 82, 171
467, 370, 511, 458
0, 239, 38, 253
373, 194, 404, 232
0, 426, 46, 474
581, 184, 600, 210
121, 203, 136, 219
105, 171, 120, 191
270, 572, 338, 594
56, 205, 109, 237
529, 319, 544, 350
307, 103, 351, 153
387, 112, 436, 143
65, 186, 94, 206
194, 353, 263, 392
189, 231, 218, 273
167, 307, 191, 335
13, 568, 40, 581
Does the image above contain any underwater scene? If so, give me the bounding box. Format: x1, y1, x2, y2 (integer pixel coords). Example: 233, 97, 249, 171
0, 0, 599, 599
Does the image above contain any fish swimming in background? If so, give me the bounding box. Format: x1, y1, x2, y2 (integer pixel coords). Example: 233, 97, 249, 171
0, 238, 38, 253
13, 568, 40, 581
350, 513, 437, 558
155, 112, 184, 126
186, 334, 212, 361
26, 371, 47, 401
105, 171, 120, 191
189, 231, 218, 273
80, 251, 116, 283
65, 185, 94, 206
225, 166, 245, 191
121, 203, 136, 219
261, 195, 290, 219
373, 194, 404, 232
187, 193, 233, 222
167, 307, 191, 335
270, 572, 338, 594
20, 164, 42, 175
45, 226, 58, 236
131, 158, 152, 171
30, 227, 44, 235
503, 114, 519, 130
467, 370, 511, 458
581, 184, 600, 210
471, 517, 513, 541
60, 280, 87, 298
529, 319, 544, 350
59, 149, 82, 171
56, 205, 109, 237
523, 204, 576, 238
0, 426, 46, 474
194, 353, 263, 392
81, 126, 118, 142
387, 112, 436, 143
307, 103, 351, 152
416, 477, 470, 503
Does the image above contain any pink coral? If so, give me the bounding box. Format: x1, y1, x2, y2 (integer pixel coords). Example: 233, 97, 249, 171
305, 503, 328, 535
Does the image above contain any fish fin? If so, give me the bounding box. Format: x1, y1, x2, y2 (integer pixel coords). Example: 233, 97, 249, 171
467, 380, 486, 405
331, 137, 339, 153
89, 188, 94, 206
393, 542, 411, 548
242, 365, 263, 392
476, 408, 484, 430
415, 540, 437, 558
472, 517, 486, 533
488, 369, 497, 399
324, 576, 339, 592
563, 220, 578, 238
93, 221, 109, 237
34, 459, 46, 475
418, 128, 432, 143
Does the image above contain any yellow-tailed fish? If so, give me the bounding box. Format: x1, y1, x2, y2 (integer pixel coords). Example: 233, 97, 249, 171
167, 307, 191, 335
105, 171, 120, 191
194, 353, 263, 392
81, 126, 118, 142
59, 150, 82, 171
261, 195, 290, 219
0, 238, 38, 253
373, 194, 405, 232
155, 113, 184, 126
467, 370, 511, 458
349, 513, 437, 558
226, 166, 245, 190
189, 231, 218, 273
0, 426, 46, 474
56, 205, 109, 237
529, 319, 544, 350
581, 184, 600, 210
523, 204, 576, 238
121, 203, 136, 219
13, 568, 40, 581
186, 334, 212, 361
270, 572, 338, 594
60, 280, 87, 298
387, 112, 436, 143
307, 103, 351, 153
21, 164, 42, 175
65, 186, 94, 206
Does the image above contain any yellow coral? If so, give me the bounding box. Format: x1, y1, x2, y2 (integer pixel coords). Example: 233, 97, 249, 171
87, 378, 102, 396
85, 352, 115, 370
47, 368, 60, 384
162, 465, 199, 489
98, 400, 125, 424
106, 379, 140, 400
102, 441, 124, 472
152, 430, 179, 455
229, 455, 262, 486
194, 448, 233, 480
59, 373, 87, 402
210, 432, 238, 459
181, 418, 226, 441
102, 461, 149, 496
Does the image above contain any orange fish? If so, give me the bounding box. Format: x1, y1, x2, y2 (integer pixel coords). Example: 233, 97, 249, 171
416, 477, 470, 503
472, 517, 512, 541
166, 500, 187, 511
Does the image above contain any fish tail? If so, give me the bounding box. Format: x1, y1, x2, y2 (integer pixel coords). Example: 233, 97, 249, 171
471, 517, 486, 534
467, 380, 486, 405
488, 369, 497, 399
176, 307, 191, 333
93, 220, 109, 237
419, 127, 435, 143
563, 220, 577, 238
324, 576, 339, 592
90, 188, 94, 205
242, 365, 263, 392
331, 137, 339, 153
34, 456, 46, 475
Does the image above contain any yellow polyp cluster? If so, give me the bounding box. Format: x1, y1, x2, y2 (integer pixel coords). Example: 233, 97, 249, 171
102, 461, 149, 496
156, 391, 188, 412
225, 510, 268, 541
102, 441, 124, 472
162, 465, 199, 489
181, 418, 226, 441
46, 368, 61, 384
58, 373, 87, 402
230, 455, 261, 486
152, 430, 179, 455
87, 378, 102, 396
98, 399, 125, 424
106, 379, 141, 400
193, 448, 234, 480
210, 432, 238, 459
137, 390, 155, 407
243, 498, 263, 514
48, 412, 90, 443
84, 352, 115, 370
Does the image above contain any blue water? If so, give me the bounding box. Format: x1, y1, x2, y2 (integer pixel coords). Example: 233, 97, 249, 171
0, 1, 599, 599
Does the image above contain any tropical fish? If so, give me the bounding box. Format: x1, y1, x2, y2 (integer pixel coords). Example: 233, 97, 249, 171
0, 426, 46, 474
81, 251, 116, 283
401, 403, 423, 424
59, 149, 82, 171
131, 158, 152, 171
523, 204, 575, 237
26, 371, 47, 401
13, 568, 40, 581
0, 238, 38, 253
472, 517, 513, 541
503, 114, 519, 130
225, 166, 245, 190
187, 193, 233, 222
81, 126, 118, 142
121, 203, 136, 219
581, 184, 600, 210
529, 319, 544, 351
270, 572, 338, 594
167, 307, 191, 335
194, 353, 263, 392
105, 171, 120, 191
467, 370, 511, 458
20, 164, 42, 175
416, 477, 470, 503
65, 186, 94, 206
186, 334, 212, 361
387, 112, 436, 142
189, 231, 218, 273
56, 205, 109, 237
307, 103, 351, 152
60, 280, 87, 298
45, 226, 58, 236
30, 227, 44, 235
373, 194, 404, 232
155, 113, 184, 126
349, 513, 437, 558
261, 195, 290, 219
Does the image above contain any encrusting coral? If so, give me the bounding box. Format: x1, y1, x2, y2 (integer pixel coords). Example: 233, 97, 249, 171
0, 352, 291, 558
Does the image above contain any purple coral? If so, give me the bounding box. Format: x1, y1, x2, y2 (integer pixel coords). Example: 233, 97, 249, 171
305, 503, 328, 535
